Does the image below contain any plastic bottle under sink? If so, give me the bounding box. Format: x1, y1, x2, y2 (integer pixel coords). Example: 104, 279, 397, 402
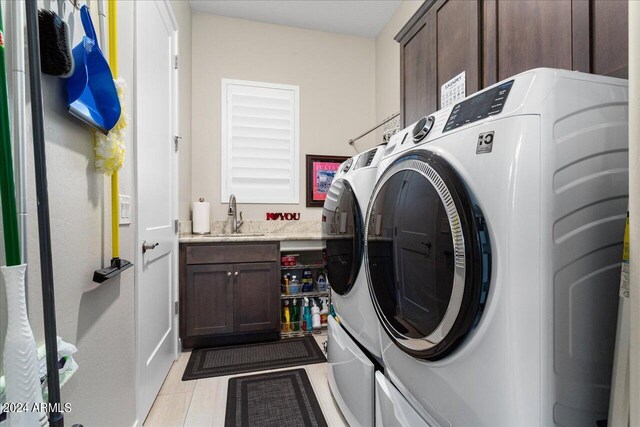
312, 300, 321, 329
303, 297, 313, 331
282, 300, 290, 333
290, 298, 300, 331
316, 274, 328, 292
319, 298, 328, 326
289, 275, 300, 294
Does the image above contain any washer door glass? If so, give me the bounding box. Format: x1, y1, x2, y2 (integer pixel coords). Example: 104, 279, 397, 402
366, 152, 490, 360
322, 178, 363, 295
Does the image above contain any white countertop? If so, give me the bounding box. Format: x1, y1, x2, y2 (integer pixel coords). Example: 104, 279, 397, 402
179, 233, 325, 243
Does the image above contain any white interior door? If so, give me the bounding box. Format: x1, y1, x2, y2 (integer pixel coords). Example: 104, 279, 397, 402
135, 0, 178, 422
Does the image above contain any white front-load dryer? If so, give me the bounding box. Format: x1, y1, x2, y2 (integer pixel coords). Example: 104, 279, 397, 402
366, 68, 628, 426
322, 146, 385, 427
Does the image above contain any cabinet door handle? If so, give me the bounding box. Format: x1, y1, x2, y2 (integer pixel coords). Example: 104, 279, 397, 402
227, 271, 232, 277
234, 271, 239, 276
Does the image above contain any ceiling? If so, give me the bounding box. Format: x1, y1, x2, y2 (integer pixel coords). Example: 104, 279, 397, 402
189, 1, 402, 38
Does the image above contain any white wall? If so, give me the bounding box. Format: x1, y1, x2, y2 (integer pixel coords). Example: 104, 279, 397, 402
0, 1, 192, 425
174, 0, 193, 221
190, 13, 376, 222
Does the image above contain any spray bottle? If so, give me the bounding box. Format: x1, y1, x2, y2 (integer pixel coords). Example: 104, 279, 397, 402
291, 298, 300, 331
282, 300, 290, 333
303, 297, 313, 331
320, 298, 329, 326
312, 299, 321, 329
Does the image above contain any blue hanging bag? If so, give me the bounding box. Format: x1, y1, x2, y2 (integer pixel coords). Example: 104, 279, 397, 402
66, 5, 120, 134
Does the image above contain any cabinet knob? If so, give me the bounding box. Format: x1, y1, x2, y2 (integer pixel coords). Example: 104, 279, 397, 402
234, 271, 239, 276
227, 272, 232, 277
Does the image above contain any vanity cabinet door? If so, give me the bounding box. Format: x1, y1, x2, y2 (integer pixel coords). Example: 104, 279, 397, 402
233, 262, 280, 333
185, 263, 234, 336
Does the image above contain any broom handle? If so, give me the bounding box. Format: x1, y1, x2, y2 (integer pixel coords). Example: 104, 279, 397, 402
108, 0, 120, 259
24, 1, 63, 425
0, 3, 21, 266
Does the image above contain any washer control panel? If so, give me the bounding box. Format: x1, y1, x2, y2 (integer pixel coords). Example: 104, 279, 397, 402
443, 80, 514, 132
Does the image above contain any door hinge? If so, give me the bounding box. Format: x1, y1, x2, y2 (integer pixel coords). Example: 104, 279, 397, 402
174, 135, 182, 152
174, 301, 179, 315
174, 55, 179, 70
175, 219, 179, 234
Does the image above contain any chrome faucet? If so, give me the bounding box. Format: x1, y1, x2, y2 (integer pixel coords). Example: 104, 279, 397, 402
228, 194, 244, 233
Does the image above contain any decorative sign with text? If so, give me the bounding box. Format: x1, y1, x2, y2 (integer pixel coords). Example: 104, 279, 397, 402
266, 212, 301, 221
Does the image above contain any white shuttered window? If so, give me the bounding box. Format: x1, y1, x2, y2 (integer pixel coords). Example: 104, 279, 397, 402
221, 79, 300, 203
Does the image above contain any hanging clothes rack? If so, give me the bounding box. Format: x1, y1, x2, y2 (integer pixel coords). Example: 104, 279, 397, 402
348, 112, 400, 146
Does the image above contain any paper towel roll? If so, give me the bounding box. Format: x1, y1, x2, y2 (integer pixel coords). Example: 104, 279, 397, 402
192, 199, 210, 234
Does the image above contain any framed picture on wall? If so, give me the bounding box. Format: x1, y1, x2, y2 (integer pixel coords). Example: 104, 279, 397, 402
306, 154, 349, 207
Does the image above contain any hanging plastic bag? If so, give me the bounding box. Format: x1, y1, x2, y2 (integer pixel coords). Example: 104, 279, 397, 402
66, 5, 120, 134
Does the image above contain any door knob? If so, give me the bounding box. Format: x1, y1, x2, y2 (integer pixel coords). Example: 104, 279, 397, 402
227, 272, 232, 277
142, 241, 159, 253
234, 271, 239, 276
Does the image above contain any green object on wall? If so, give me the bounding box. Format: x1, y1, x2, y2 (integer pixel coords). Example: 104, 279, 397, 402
0, 3, 21, 266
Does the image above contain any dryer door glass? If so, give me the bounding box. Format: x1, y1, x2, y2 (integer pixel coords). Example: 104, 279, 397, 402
366, 152, 490, 360
322, 178, 363, 295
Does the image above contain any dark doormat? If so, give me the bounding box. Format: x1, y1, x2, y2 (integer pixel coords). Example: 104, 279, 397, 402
225, 368, 328, 427
182, 336, 326, 380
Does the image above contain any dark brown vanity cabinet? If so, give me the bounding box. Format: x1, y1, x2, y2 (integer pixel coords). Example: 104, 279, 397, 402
397, 0, 629, 128
180, 242, 280, 348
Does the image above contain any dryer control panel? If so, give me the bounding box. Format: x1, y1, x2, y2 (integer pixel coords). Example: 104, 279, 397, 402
443, 80, 514, 132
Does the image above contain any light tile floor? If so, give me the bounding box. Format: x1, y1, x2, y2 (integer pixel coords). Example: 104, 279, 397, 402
143, 334, 347, 427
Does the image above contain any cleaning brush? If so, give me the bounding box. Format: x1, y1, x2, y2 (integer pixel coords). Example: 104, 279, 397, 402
38, 0, 74, 77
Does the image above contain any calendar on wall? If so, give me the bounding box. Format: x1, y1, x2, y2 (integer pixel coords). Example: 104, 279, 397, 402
441, 71, 466, 109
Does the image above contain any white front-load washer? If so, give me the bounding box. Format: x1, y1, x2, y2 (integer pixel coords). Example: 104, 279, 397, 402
322, 146, 385, 427
366, 68, 628, 426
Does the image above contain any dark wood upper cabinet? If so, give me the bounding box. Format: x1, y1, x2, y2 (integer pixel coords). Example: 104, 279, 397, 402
402, 15, 436, 127
398, 0, 480, 127
435, 0, 480, 105
397, 0, 629, 126
486, 0, 573, 84
592, 0, 628, 78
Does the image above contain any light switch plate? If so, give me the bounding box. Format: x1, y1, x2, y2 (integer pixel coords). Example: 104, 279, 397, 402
120, 194, 132, 225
